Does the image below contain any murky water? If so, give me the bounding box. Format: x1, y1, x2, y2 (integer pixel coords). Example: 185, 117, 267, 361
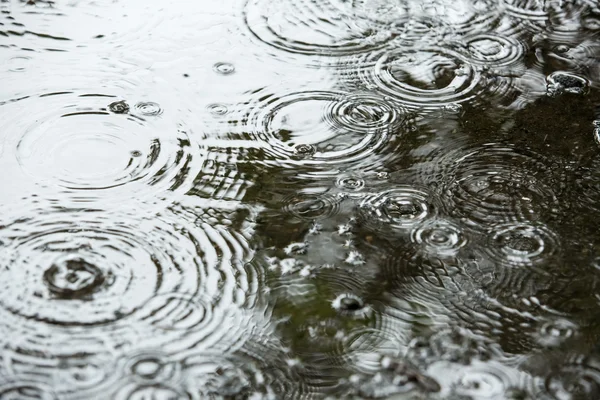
1, 0, 600, 398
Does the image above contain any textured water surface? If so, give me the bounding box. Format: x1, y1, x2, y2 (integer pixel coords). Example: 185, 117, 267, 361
1, 0, 600, 398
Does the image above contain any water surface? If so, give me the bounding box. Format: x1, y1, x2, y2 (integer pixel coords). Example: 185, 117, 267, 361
1, 0, 600, 398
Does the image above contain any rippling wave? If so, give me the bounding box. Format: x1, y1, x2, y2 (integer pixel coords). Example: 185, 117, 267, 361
0, 91, 204, 211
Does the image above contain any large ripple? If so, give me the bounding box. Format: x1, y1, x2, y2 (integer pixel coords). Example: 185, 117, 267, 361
0, 199, 266, 398
240, 90, 403, 168
0, 91, 204, 211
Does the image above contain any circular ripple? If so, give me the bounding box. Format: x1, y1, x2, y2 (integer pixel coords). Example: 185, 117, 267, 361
245, 90, 400, 166
282, 191, 341, 221
123, 350, 181, 383
1, 92, 203, 210
0, 380, 57, 400
545, 361, 600, 400
243, 0, 395, 60
359, 47, 484, 110
359, 186, 437, 232
132, 102, 163, 116
546, 71, 590, 95
461, 34, 525, 67
536, 318, 578, 348
487, 222, 560, 266
422, 143, 559, 230
0, 201, 260, 384
213, 62, 235, 75
336, 175, 366, 192
411, 219, 467, 256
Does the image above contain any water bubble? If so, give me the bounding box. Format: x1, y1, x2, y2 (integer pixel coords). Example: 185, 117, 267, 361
133, 102, 163, 116
108, 100, 130, 114
213, 62, 235, 75
130, 150, 142, 157
207, 103, 229, 116
546, 71, 589, 95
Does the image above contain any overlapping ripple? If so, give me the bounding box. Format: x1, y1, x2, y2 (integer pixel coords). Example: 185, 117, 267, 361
242, 0, 395, 62
0, 198, 264, 398
416, 142, 560, 230
242, 90, 402, 167
0, 91, 203, 211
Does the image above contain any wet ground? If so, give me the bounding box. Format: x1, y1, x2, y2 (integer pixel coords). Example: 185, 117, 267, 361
1, 0, 600, 398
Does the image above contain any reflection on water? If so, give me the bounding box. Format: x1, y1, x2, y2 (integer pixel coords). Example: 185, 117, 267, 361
1, 0, 600, 398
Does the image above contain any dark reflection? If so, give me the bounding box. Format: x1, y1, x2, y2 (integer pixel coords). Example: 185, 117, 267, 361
2, 0, 600, 398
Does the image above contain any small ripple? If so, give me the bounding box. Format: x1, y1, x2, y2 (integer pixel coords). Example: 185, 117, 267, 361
357, 47, 486, 110
213, 62, 236, 75
336, 175, 366, 192
0, 91, 203, 210
461, 34, 526, 67
535, 318, 578, 348
487, 222, 560, 266
123, 350, 182, 383
358, 186, 437, 233
410, 219, 467, 256
132, 101, 163, 116
242, 0, 394, 62
243, 90, 400, 167
544, 358, 600, 400
282, 191, 341, 221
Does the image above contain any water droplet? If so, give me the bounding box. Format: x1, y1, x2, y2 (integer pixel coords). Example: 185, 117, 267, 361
130, 150, 142, 157
108, 100, 130, 114
443, 103, 463, 114
213, 62, 235, 75
537, 319, 577, 347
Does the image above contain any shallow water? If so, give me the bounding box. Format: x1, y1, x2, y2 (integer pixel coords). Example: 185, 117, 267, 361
1, 0, 600, 398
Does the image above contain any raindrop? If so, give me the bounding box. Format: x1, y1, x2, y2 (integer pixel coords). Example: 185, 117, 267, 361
293, 144, 316, 159
282, 192, 340, 221
537, 319, 577, 347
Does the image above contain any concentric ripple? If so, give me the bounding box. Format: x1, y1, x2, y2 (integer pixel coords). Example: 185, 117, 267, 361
487, 222, 560, 266
544, 359, 600, 400
461, 34, 525, 67
358, 47, 485, 110
0, 200, 263, 397
244, 90, 401, 166
282, 191, 342, 221
0, 91, 203, 210
243, 0, 395, 60
411, 219, 467, 256
420, 143, 559, 230
358, 186, 437, 233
